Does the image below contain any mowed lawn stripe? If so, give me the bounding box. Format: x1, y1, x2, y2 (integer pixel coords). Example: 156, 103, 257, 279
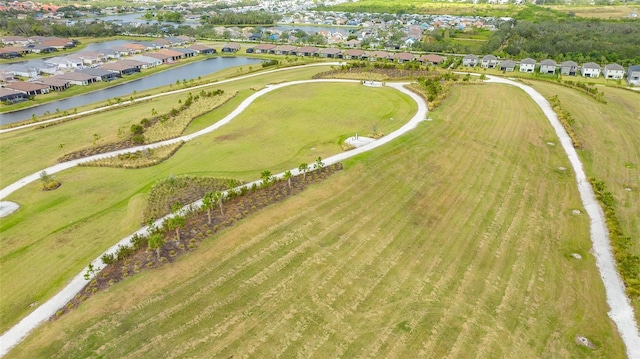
6, 84, 626, 359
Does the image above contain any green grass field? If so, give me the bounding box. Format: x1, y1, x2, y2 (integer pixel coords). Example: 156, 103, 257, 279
5, 84, 625, 358
529, 81, 640, 322
0, 82, 414, 334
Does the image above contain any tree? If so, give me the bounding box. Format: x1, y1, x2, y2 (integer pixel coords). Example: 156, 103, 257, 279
167, 215, 186, 242
83, 263, 98, 280
314, 157, 324, 170
214, 191, 225, 216
283, 170, 293, 189
202, 192, 214, 225
298, 163, 309, 181
58, 143, 66, 156
39, 171, 60, 190
148, 233, 164, 259
261, 170, 273, 187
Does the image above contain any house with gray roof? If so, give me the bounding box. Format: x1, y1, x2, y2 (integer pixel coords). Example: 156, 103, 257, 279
540, 59, 557, 74
462, 54, 478, 67
500, 60, 516, 72
628, 65, 640, 86
481, 54, 499, 68
0, 88, 29, 103
580, 62, 601, 78
560, 61, 578, 76
603, 64, 625, 80
519, 58, 536, 73
78, 68, 120, 82
129, 55, 162, 68
54, 72, 98, 86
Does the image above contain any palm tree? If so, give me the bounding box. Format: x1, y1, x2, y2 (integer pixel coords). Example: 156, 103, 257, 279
261, 170, 272, 187
298, 163, 309, 181
214, 191, 225, 216
314, 157, 324, 170
202, 192, 214, 225
283, 170, 293, 189
148, 233, 164, 259
167, 215, 186, 242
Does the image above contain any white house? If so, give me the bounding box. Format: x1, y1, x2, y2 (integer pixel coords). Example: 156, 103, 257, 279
462, 54, 478, 67
602, 64, 625, 80
580, 62, 601, 78
628, 65, 640, 86
519, 58, 536, 73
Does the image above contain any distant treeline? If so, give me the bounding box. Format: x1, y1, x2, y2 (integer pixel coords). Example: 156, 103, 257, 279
200, 11, 281, 26
483, 16, 640, 65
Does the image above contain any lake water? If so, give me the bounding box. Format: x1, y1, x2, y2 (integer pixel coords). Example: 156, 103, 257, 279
1, 57, 262, 125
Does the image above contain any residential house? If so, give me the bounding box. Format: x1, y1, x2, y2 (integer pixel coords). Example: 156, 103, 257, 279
0, 47, 27, 59
318, 47, 341, 58
129, 55, 163, 68
144, 52, 172, 64
78, 68, 120, 82
519, 58, 536, 73
157, 49, 185, 61
560, 61, 578, 76
296, 46, 319, 57
462, 54, 478, 67
31, 44, 57, 54
5, 81, 50, 96
171, 48, 197, 58
540, 59, 557, 74
603, 64, 625, 80
628, 65, 640, 86
113, 46, 135, 57
0, 88, 29, 103
29, 60, 58, 75
69, 51, 106, 66
343, 49, 365, 60
45, 56, 84, 69
273, 45, 297, 55
394, 52, 415, 63
417, 54, 444, 66
189, 44, 216, 54
581, 62, 601, 78
41, 37, 74, 49
124, 43, 146, 53
5, 64, 37, 78
365, 51, 390, 62
221, 43, 241, 52
345, 39, 361, 48
54, 72, 98, 86
251, 44, 277, 54
500, 60, 516, 72
1, 36, 30, 46
35, 77, 70, 91
100, 60, 145, 75
481, 54, 499, 68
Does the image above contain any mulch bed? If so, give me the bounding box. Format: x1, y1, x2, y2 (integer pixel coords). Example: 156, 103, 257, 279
53, 163, 344, 318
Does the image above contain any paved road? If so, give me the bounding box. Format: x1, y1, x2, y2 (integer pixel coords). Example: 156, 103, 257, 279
0, 78, 427, 357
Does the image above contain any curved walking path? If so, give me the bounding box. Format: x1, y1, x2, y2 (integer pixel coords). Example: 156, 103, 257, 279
0, 79, 427, 357
486, 76, 640, 359
2, 74, 639, 358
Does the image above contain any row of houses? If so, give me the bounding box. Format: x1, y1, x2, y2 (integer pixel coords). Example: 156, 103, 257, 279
0, 43, 217, 104
234, 43, 446, 64
0, 36, 196, 59
462, 54, 640, 85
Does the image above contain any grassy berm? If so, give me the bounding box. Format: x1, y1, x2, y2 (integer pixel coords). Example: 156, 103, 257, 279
7, 84, 625, 358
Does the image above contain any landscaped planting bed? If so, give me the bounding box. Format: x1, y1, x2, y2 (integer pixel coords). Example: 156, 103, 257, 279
55, 163, 344, 317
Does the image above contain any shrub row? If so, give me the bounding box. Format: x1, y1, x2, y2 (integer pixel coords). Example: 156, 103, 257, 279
589, 177, 640, 299
547, 95, 583, 149
78, 141, 184, 170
